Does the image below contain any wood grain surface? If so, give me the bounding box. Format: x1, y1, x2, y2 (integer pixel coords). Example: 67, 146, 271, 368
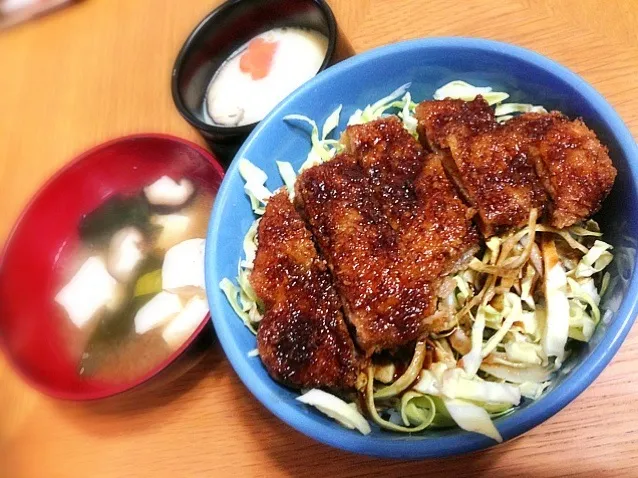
1, 0, 637, 476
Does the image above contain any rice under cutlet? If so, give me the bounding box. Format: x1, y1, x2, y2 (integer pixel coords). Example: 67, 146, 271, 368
415, 96, 497, 151
251, 190, 361, 390
446, 121, 548, 236
343, 116, 479, 279
505, 112, 617, 228
295, 154, 436, 355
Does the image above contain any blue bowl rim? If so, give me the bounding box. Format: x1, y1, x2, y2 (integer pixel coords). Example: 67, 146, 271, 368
205, 37, 638, 459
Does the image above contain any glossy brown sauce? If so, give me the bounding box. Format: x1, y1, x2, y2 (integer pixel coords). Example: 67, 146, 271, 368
252, 191, 360, 389
296, 153, 434, 355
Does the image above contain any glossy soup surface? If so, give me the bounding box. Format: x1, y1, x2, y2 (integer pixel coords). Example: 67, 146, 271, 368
56, 185, 214, 384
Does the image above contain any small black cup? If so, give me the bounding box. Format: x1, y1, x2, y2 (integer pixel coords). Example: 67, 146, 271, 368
171, 0, 353, 168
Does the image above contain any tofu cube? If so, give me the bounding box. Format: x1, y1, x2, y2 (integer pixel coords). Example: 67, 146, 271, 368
107, 227, 145, 282
162, 295, 209, 348
134, 291, 183, 334
162, 238, 206, 295
151, 214, 191, 253
144, 176, 195, 207
55, 256, 118, 329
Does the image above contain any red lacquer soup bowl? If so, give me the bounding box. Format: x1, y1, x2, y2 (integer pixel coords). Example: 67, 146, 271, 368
0, 134, 223, 400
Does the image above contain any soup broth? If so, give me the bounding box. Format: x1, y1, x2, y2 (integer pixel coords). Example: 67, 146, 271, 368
55, 178, 214, 384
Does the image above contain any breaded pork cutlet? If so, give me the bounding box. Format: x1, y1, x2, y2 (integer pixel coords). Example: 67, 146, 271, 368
251, 191, 361, 390
505, 112, 617, 228
342, 116, 425, 228
446, 122, 548, 236
416, 96, 545, 236
295, 154, 436, 355
343, 116, 479, 279
416, 97, 616, 233
412, 152, 480, 274
415, 96, 496, 150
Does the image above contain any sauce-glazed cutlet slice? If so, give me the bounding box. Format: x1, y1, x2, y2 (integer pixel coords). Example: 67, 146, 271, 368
415, 96, 496, 150
415, 96, 543, 236
295, 154, 435, 355
343, 116, 479, 279
413, 151, 481, 274
342, 116, 425, 228
251, 190, 361, 390
505, 112, 617, 228
445, 121, 548, 236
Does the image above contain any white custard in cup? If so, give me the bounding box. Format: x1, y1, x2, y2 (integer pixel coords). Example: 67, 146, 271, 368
205, 27, 328, 127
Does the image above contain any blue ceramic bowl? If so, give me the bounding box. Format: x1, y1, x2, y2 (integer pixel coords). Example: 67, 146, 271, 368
205, 38, 638, 458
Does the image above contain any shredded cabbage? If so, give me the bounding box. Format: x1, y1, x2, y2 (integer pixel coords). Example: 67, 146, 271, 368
398, 91, 418, 136
440, 368, 521, 405
239, 220, 259, 269
519, 309, 541, 339
519, 381, 550, 400
433, 338, 457, 369
401, 392, 436, 428
454, 275, 472, 302
322, 105, 342, 140
566, 274, 604, 343
443, 398, 503, 443
238, 159, 272, 215
494, 103, 547, 116
495, 114, 514, 124
481, 293, 522, 358
276, 161, 297, 199
434, 80, 548, 125
414, 364, 520, 408
542, 239, 570, 366
433, 80, 509, 106
568, 299, 596, 342
284, 110, 343, 171
220, 217, 263, 335
348, 83, 411, 125
297, 389, 371, 435
237, 267, 261, 323
575, 240, 614, 278
480, 363, 553, 384
365, 367, 436, 433
219, 278, 257, 334
568, 277, 600, 321
520, 264, 536, 309
463, 306, 486, 376
413, 369, 441, 396
505, 341, 543, 365
374, 341, 427, 399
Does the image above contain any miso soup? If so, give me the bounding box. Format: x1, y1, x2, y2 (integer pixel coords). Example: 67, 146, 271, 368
55, 176, 214, 383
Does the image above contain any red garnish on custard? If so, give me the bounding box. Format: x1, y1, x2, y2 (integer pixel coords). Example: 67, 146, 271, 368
239, 38, 279, 80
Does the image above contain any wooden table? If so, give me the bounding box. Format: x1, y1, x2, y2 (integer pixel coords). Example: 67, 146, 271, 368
1, 0, 637, 476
